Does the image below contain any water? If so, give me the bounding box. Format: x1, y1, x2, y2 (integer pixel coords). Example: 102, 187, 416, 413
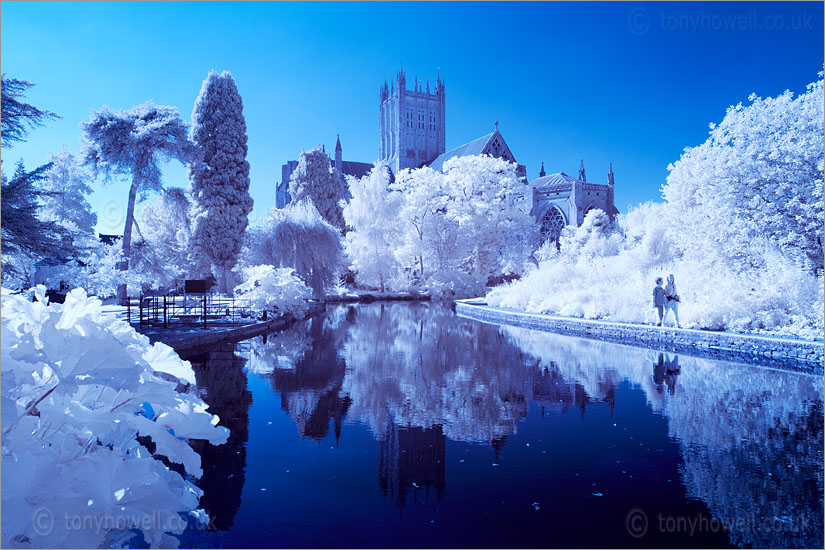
179, 302, 823, 548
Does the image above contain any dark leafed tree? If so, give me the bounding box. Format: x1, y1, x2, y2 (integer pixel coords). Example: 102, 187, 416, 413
1, 161, 68, 283
0, 76, 69, 286
1, 74, 59, 147
81, 101, 194, 304
188, 71, 254, 294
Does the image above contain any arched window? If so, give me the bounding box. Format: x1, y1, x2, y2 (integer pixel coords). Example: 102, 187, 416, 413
540, 206, 566, 244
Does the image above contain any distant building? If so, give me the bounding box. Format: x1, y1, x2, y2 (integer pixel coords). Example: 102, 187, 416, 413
529, 160, 619, 244
276, 66, 620, 241
379, 65, 446, 175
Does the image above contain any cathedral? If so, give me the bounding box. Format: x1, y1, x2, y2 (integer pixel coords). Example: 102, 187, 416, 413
276, 66, 617, 242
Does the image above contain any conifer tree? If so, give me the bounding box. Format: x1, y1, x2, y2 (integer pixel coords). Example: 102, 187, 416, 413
189, 71, 254, 293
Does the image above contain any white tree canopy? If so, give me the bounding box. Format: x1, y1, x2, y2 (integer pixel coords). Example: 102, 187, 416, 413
343, 164, 403, 292
663, 75, 824, 273
288, 146, 345, 230
39, 147, 97, 247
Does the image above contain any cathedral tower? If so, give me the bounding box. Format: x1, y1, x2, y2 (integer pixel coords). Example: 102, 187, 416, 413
379, 66, 446, 175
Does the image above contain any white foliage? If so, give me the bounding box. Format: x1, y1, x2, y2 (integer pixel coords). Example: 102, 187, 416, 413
242, 198, 343, 297
288, 146, 345, 230
390, 155, 536, 296
130, 187, 195, 292
233, 265, 311, 317
663, 75, 824, 272
489, 200, 823, 338
39, 147, 97, 247
343, 165, 403, 292
1, 286, 229, 548
40, 241, 138, 299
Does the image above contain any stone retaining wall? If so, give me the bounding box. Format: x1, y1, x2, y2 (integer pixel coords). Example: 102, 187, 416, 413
455, 300, 823, 374
141, 302, 326, 358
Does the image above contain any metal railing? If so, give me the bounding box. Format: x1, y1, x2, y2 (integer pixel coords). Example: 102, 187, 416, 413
126, 293, 265, 328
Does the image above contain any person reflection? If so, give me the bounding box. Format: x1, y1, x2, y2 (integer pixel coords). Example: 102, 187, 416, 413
664, 355, 680, 395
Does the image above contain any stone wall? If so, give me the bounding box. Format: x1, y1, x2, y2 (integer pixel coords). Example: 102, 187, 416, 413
455, 300, 824, 375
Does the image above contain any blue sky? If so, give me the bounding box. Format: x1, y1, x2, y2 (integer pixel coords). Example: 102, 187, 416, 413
2, 1, 822, 235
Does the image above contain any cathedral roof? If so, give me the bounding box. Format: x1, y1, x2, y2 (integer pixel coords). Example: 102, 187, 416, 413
530, 172, 581, 192
339, 160, 374, 180
426, 132, 496, 172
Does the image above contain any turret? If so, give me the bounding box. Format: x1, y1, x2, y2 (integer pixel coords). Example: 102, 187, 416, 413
539, 161, 546, 178
397, 64, 406, 91
380, 79, 388, 102
579, 159, 586, 182
606, 162, 616, 219
334, 134, 343, 176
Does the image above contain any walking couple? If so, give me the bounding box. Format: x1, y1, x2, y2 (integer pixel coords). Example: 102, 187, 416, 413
652, 274, 681, 328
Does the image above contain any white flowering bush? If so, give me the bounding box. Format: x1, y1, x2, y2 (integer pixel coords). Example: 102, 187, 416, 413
1, 286, 229, 548
233, 265, 311, 318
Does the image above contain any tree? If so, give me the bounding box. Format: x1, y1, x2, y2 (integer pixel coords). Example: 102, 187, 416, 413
0, 74, 58, 147
130, 187, 195, 291
439, 155, 536, 284
242, 198, 343, 297
0, 75, 68, 287
188, 71, 254, 293
81, 101, 194, 304
392, 165, 459, 281
1, 161, 69, 287
390, 155, 535, 294
663, 74, 824, 273
288, 146, 345, 230
342, 165, 403, 292
39, 147, 97, 248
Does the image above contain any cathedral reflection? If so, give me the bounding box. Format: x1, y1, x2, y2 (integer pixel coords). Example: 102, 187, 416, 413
187, 344, 252, 531
379, 423, 446, 508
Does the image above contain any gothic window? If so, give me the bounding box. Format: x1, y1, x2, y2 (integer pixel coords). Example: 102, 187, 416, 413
540, 206, 566, 244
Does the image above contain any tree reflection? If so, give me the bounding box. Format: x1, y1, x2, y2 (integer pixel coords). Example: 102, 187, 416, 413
247, 312, 351, 441
187, 345, 252, 531
500, 324, 824, 549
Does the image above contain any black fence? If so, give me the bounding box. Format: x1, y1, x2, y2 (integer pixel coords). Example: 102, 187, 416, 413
126, 293, 265, 328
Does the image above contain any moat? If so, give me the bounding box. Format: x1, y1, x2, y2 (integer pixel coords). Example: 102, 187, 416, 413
179, 302, 823, 548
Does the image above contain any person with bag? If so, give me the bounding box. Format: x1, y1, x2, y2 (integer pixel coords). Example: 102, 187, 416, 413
663, 274, 682, 328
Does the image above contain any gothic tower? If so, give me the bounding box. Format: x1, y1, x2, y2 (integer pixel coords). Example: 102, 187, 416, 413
379, 65, 446, 175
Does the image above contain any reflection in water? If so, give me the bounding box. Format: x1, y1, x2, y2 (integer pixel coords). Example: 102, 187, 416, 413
257, 313, 351, 441
501, 324, 824, 549
379, 424, 446, 508
187, 345, 252, 531
224, 302, 822, 548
